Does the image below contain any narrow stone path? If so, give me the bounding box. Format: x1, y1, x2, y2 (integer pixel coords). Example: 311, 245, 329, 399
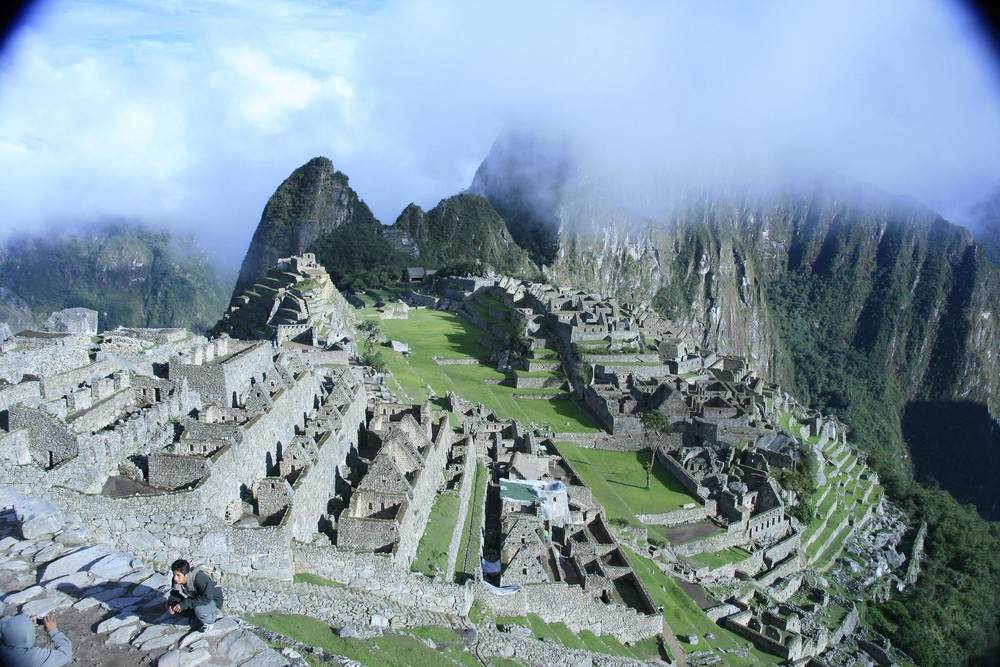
661, 616, 688, 667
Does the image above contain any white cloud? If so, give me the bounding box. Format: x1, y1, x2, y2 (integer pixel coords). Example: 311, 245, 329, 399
0, 0, 998, 266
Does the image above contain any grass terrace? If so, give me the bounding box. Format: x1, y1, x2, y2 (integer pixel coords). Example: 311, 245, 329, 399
368, 309, 599, 433
247, 614, 481, 667
622, 547, 785, 666
555, 442, 700, 524
412, 493, 461, 577
455, 462, 488, 583
689, 547, 753, 569
493, 614, 662, 661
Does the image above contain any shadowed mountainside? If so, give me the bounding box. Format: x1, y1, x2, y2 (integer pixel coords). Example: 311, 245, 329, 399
0, 223, 230, 333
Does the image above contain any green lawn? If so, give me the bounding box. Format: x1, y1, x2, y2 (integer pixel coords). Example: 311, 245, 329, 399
689, 547, 753, 569
370, 309, 599, 433
555, 442, 699, 523
622, 547, 784, 666
247, 613, 475, 667
412, 493, 461, 576
455, 462, 487, 583
292, 573, 345, 588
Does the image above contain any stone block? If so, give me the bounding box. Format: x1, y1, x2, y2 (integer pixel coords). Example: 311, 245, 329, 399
157, 648, 212, 667
241, 649, 291, 667
54, 527, 95, 547
218, 629, 269, 664
0, 536, 22, 554
15, 498, 65, 539
369, 614, 389, 628
44, 308, 98, 335
0, 560, 32, 574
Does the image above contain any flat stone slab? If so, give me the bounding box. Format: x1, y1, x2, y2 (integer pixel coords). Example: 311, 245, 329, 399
15, 498, 64, 539
96, 613, 141, 634
33, 542, 66, 563
157, 647, 212, 667
3, 585, 43, 606
105, 624, 140, 645
218, 629, 269, 664
40, 544, 115, 582
21, 594, 70, 617
90, 552, 138, 580
241, 649, 291, 667
43, 570, 93, 592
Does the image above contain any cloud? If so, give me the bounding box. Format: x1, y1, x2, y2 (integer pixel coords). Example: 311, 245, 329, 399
0, 0, 998, 266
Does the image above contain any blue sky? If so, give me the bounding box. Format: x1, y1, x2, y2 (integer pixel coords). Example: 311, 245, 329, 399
1, 0, 999, 267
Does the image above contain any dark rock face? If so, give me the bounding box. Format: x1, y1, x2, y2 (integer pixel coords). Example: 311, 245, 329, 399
0, 287, 38, 335
468, 133, 570, 268
232, 157, 378, 297
392, 194, 536, 277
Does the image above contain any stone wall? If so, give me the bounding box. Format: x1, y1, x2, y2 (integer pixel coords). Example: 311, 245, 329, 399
8, 405, 78, 468
637, 502, 715, 527
285, 380, 366, 542
39, 358, 119, 400
0, 380, 40, 412
148, 453, 211, 490
293, 545, 473, 615
476, 581, 660, 644
0, 341, 91, 385
169, 342, 272, 408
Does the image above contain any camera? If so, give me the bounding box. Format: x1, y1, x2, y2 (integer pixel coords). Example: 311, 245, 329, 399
35, 617, 46, 625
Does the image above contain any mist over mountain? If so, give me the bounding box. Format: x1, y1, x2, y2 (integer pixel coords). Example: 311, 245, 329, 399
0, 223, 231, 333
468, 132, 1000, 519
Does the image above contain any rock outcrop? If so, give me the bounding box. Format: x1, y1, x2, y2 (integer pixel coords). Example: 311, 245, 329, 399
232, 158, 379, 298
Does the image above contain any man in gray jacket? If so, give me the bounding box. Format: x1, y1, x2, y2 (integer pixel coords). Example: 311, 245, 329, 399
166, 559, 224, 631
0, 614, 72, 667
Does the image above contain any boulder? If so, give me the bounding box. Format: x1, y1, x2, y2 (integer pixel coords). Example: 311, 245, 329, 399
44, 308, 98, 335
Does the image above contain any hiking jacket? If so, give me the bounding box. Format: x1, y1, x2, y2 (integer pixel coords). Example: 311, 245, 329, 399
0, 614, 72, 667
168, 569, 224, 611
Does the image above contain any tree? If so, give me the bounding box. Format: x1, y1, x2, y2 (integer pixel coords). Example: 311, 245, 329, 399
357, 319, 383, 344
641, 410, 673, 490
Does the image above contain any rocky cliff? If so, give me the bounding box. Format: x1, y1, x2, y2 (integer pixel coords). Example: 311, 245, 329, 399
233, 157, 380, 297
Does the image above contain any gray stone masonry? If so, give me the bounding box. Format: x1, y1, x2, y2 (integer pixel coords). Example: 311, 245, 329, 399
0, 484, 292, 667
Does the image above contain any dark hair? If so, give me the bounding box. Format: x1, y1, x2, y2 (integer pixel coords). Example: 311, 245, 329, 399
171, 559, 191, 574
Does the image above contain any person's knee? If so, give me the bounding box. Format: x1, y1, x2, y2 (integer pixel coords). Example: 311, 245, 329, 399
193, 603, 218, 624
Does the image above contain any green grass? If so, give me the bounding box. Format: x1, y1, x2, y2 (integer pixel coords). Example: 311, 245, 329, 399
373, 309, 599, 432
412, 493, 461, 576
689, 547, 753, 569
622, 547, 785, 666
246, 613, 470, 667
556, 442, 699, 524
455, 462, 487, 583
292, 573, 345, 588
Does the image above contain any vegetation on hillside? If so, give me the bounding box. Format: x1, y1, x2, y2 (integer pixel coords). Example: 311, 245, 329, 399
767, 270, 1000, 667
393, 194, 538, 279
0, 223, 230, 332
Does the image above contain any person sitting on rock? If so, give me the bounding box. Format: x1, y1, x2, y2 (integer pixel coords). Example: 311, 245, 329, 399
166, 559, 224, 632
0, 614, 72, 667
